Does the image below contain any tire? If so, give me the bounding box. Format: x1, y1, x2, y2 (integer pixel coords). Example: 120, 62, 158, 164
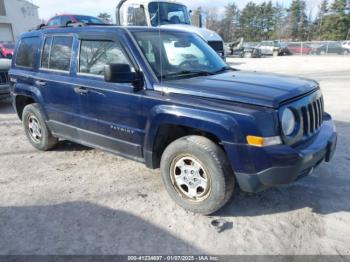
160, 136, 235, 215
22, 103, 58, 151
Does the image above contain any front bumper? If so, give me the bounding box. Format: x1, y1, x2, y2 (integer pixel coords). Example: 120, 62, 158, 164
0, 84, 10, 99
224, 115, 337, 193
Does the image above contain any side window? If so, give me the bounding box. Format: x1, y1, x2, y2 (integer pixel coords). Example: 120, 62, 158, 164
47, 16, 62, 26
41, 35, 73, 71
41, 36, 52, 68
15, 37, 39, 68
79, 40, 131, 76
137, 39, 160, 75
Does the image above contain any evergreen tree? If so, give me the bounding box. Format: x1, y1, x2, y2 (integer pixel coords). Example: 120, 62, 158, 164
97, 13, 112, 24
320, 0, 350, 40
331, 0, 347, 13
239, 2, 260, 41
221, 3, 240, 42
286, 0, 309, 40
272, 3, 288, 40
315, 0, 329, 40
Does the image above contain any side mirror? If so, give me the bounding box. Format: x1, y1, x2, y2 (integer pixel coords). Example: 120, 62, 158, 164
104, 64, 143, 90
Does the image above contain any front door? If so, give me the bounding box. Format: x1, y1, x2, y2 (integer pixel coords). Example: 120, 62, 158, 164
71, 33, 146, 161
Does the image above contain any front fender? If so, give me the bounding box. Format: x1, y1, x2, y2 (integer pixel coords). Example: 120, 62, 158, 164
143, 105, 243, 152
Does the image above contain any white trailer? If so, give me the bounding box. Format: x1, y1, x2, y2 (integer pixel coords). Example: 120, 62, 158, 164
115, 0, 225, 57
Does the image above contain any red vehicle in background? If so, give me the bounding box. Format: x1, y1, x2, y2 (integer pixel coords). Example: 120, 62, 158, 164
0, 43, 14, 58
287, 43, 312, 55
45, 14, 106, 28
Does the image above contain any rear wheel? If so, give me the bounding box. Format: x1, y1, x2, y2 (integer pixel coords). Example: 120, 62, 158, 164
22, 103, 58, 151
160, 136, 235, 215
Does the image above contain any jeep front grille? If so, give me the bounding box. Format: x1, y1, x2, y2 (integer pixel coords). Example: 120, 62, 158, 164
300, 96, 324, 136
0, 71, 9, 85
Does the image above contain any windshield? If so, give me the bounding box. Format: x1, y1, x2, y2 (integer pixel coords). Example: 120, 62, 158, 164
74, 15, 105, 24
133, 31, 228, 80
148, 2, 191, 26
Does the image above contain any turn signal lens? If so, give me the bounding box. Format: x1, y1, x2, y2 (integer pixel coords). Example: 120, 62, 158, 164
247, 136, 282, 147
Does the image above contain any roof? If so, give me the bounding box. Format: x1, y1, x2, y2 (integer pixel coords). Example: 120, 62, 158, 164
20, 25, 191, 38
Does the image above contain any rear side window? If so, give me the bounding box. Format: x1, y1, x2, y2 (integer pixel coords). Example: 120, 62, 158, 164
41, 36, 52, 68
41, 35, 73, 71
15, 37, 39, 68
79, 40, 130, 76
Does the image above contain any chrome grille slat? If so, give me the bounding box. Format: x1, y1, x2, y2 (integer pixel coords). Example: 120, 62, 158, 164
316, 100, 322, 127
299, 96, 324, 137
309, 104, 315, 133
314, 101, 319, 129
301, 107, 309, 135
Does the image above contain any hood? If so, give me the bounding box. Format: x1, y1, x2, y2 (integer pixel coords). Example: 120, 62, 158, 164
0, 59, 11, 70
160, 24, 222, 42
160, 71, 319, 108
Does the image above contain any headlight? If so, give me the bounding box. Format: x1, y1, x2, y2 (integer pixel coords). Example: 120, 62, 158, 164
281, 108, 296, 136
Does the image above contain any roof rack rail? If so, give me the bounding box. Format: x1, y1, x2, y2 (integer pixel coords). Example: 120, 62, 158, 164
36, 22, 114, 30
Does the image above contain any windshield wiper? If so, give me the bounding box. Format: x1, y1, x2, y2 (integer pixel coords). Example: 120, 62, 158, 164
161, 70, 214, 79
213, 66, 238, 74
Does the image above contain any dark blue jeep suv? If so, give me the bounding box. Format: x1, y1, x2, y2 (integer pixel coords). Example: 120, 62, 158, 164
9, 26, 337, 214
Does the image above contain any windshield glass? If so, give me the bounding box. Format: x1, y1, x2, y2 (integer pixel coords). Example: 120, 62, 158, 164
133, 31, 228, 80
74, 15, 105, 24
148, 2, 191, 26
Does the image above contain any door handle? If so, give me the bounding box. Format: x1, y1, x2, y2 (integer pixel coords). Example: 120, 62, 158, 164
74, 86, 89, 95
35, 80, 47, 87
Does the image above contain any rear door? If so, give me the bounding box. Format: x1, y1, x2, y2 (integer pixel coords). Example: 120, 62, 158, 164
36, 34, 82, 140
71, 32, 146, 160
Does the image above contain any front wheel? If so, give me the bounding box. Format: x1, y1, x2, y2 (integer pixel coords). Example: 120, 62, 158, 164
160, 136, 235, 215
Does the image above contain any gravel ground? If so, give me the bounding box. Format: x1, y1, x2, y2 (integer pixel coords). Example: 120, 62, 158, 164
0, 56, 349, 255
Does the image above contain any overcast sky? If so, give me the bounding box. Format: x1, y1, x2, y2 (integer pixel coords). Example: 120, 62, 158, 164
31, 0, 323, 21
